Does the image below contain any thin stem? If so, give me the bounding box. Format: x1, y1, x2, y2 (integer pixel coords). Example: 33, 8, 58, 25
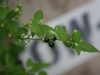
24, 38, 42, 40
6, 0, 9, 7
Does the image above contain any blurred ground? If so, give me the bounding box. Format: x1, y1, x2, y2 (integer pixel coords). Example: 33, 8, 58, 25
64, 55, 100, 75
8, 0, 100, 75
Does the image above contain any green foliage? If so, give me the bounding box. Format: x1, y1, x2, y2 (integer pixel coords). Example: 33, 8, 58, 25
5, 20, 18, 31
0, 0, 99, 75
39, 71, 47, 75
33, 10, 43, 23
0, 7, 9, 19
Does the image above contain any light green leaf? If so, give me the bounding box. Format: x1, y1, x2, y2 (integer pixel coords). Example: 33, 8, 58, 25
73, 30, 81, 43
54, 25, 68, 41
29, 23, 53, 37
39, 71, 47, 75
79, 41, 99, 52
75, 45, 81, 55
33, 10, 43, 22
55, 25, 66, 32
63, 41, 72, 48
5, 20, 18, 32
26, 59, 33, 67
0, 7, 10, 19
17, 27, 28, 36
31, 32, 35, 37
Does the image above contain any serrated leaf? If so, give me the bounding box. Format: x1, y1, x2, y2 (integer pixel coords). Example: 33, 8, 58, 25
0, 7, 10, 19
39, 71, 47, 75
54, 25, 68, 41
55, 25, 66, 32
79, 41, 99, 52
5, 20, 18, 32
73, 30, 81, 43
33, 10, 43, 22
26, 59, 33, 67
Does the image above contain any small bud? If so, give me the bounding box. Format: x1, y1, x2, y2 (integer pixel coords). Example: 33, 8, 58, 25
21, 33, 25, 37
14, 15, 19, 19
17, 3, 22, 9
8, 33, 13, 38
14, 7, 20, 13
1, 24, 4, 27
18, 39, 22, 43
75, 43, 78, 46
18, 11, 22, 15
29, 21, 32, 24
73, 30, 77, 33
23, 22, 28, 27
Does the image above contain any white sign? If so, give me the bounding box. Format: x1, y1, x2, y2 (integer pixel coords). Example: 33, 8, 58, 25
21, 0, 100, 75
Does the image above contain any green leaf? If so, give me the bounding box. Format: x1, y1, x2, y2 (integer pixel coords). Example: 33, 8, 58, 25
9, 42, 24, 56
79, 41, 99, 52
40, 63, 50, 68
63, 41, 72, 48
16, 27, 28, 36
73, 30, 81, 43
29, 23, 53, 37
0, 0, 3, 4
38, 71, 47, 75
26, 59, 33, 67
33, 10, 43, 22
54, 25, 68, 41
0, 26, 9, 37
5, 20, 18, 32
6, 10, 17, 19
0, 7, 10, 19
31, 32, 35, 37
75, 45, 81, 55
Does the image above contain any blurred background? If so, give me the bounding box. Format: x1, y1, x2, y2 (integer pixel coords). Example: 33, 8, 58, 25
8, 0, 100, 75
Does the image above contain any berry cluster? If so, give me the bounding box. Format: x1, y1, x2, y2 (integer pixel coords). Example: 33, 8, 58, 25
44, 36, 57, 47
14, 3, 22, 19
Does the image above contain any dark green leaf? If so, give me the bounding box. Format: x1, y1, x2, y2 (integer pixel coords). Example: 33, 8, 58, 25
5, 20, 18, 32
73, 30, 81, 43
79, 41, 99, 52
0, 26, 9, 37
9, 42, 24, 56
26, 59, 33, 67
0, 0, 3, 4
39, 71, 47, 75
33, 10, 43, 22
6, 10, 17, 19
0, 7, 9, 19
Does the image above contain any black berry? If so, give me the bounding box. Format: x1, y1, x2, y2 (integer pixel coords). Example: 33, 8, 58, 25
53, 36, 57, 41
48, 42, 54, 47
44, 38, 49, 42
